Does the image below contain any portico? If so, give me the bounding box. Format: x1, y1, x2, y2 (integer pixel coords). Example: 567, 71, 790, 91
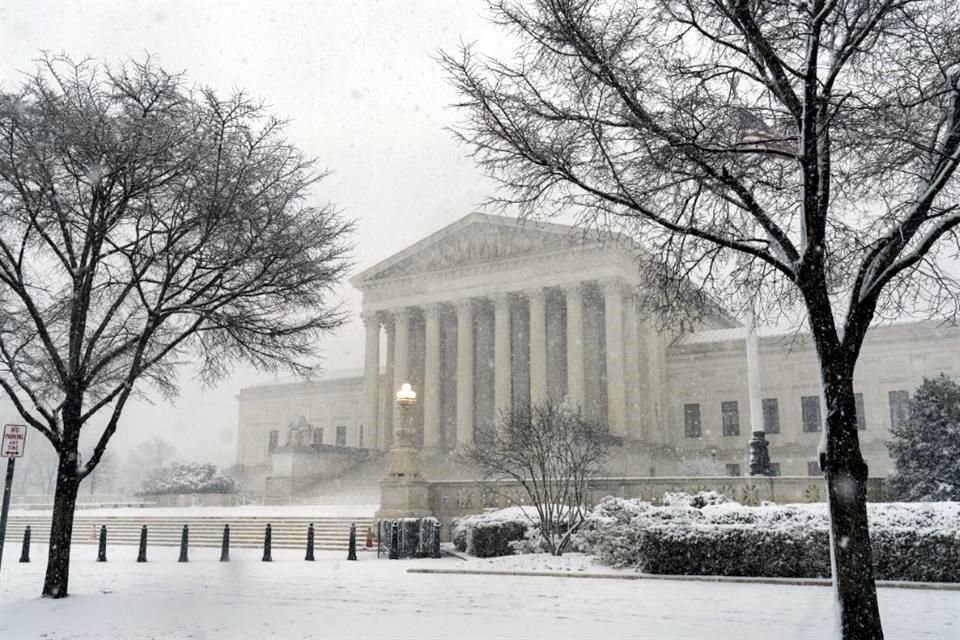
350, 213, 667, 453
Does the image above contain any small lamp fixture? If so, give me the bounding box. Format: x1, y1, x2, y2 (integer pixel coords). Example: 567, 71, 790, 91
396, 383, 417, 407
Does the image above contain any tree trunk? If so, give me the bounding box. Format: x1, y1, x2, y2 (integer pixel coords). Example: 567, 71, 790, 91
42, 451, 80, 598
821, 361, 884, 639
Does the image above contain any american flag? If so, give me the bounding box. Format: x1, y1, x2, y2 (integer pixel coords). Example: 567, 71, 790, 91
734, 107, 792, 151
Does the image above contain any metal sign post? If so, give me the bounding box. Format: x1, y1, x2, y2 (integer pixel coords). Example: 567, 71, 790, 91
0, 424, 27, 574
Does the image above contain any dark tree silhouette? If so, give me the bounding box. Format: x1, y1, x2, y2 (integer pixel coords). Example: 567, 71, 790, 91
887, 374, 960, 501
441, 1, 960, 637
0, 55, 352, 597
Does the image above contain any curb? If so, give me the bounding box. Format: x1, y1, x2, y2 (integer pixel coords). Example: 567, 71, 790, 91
405, 568, 960, 591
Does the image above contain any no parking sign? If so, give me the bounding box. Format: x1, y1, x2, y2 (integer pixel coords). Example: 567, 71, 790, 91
2, 424, 26, 457
1, 424, 27, 573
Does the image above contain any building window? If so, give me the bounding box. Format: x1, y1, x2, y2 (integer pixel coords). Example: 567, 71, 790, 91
721, 401, 740, 436
801, 396, 822, 432
312, 428, 324, 447
807, 461, 821, 476
762, 398, 780, 434
725, 463, 742, 477
683, 403, 702, 438
855, 393, 866, 431
336, 425, 347, 447
889, 390, 910, 430
268, 430, 279, 452
769, 462, 781, 477
359, 425, 364, 449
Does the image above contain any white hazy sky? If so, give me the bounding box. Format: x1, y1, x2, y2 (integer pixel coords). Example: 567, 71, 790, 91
0, 0, 511, 465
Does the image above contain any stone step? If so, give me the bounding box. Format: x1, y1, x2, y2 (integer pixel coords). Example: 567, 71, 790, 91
5, 515, 377, 551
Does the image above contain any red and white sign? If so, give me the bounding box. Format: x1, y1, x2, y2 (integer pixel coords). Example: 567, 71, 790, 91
2, 424, 27, 458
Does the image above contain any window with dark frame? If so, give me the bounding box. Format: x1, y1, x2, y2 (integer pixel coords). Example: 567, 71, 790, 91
721, 400, 740, 436
855, 392, 866, 430
268, 430, 279, 452
725, 463, 742, 477
684, 403, 702, 438
762, 398, 780, 434
312, 428, 324, 446
889, 390, 910, 430
336, 425, 347, 447
801, 396, 822, 432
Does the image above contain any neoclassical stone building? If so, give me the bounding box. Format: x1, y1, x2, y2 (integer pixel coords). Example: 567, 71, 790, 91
235, 213, 960, 497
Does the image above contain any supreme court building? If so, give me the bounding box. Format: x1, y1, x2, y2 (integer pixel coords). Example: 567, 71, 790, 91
235, 213, 960, 498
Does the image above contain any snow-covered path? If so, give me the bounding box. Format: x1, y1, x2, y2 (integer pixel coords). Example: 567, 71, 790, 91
1, 546, 956, 639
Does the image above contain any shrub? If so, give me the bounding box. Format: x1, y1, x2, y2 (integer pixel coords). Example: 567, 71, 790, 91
452, 507, 536, 557
139, 462, 238, 495
573, 497, 960, 582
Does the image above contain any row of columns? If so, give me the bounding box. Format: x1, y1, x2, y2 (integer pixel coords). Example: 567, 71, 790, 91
361, 280, 637, 451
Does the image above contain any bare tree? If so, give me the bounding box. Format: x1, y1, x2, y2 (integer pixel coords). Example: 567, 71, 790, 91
123, 436, 178, 490
441, 1, 960, 637
461, 402, 611, 555
0, 56, 352, 598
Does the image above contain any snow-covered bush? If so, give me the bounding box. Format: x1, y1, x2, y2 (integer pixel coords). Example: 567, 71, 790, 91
139, 462, 238, 495
661, 490, 731, 508
573, 497, 960, 582
452, 506, 537, 557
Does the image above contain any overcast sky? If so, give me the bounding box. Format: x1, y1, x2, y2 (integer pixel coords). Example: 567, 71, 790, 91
0, 0, 511, 465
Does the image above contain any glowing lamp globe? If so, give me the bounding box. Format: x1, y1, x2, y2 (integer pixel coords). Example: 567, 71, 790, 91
396, 383, 417, 407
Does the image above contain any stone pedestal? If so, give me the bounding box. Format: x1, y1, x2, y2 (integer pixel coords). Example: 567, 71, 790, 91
377, 477, 432, 519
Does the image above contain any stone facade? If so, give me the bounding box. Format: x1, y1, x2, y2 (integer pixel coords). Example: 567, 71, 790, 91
235, 213, 960, 495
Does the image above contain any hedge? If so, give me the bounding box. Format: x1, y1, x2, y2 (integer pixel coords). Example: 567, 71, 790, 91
573, 495, 960, 582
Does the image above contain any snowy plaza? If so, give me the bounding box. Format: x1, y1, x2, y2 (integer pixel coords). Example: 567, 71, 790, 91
1, 542, 958, 640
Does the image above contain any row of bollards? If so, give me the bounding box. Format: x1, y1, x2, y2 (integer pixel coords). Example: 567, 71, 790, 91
14, 522, 375, 563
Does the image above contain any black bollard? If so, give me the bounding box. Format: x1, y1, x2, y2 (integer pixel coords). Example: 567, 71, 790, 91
305, 523, 315, 561
137, 525, 148, 562
97, 525, 107, 562
347, 523, 358, 561
19, 526, 31, 563
432, 521, 442, 559
178, 525, 189, 563
220, 524, 230, 562
262, 523, 272, 562
388, 521, 399, 560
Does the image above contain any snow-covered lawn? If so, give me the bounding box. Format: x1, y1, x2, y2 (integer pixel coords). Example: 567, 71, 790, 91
1, 546, 957, 639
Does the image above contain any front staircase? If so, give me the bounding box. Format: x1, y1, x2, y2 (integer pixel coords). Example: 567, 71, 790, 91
5, 514, 376, 552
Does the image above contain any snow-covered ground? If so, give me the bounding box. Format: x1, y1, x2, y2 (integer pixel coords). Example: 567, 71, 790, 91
1, 545, 957, 639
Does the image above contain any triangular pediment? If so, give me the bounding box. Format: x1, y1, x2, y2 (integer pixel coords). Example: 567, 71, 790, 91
351, 213, 597, 285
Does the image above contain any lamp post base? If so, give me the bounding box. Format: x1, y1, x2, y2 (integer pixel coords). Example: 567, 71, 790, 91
376, 477, 431, 520
749, 431, 773, 476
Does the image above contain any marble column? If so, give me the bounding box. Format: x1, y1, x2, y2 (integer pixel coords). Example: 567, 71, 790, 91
392, 307, 411, 434
361, 312, 381, 450
527, 288, 548, 406
493, 293, 512, 417
623, 294, 643, 439
382, 318, 395, 449
564, 283, 586, 410
423, 304, 442, 451
455, 299, 474, 447
603, 281, 627, 437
